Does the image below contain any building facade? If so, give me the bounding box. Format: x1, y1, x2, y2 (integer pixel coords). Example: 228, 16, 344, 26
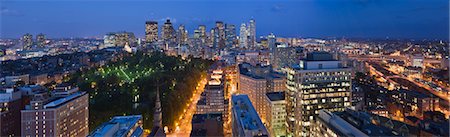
286, 52, 352, 136
21, 91, 89, 137
145, 21, 158, 43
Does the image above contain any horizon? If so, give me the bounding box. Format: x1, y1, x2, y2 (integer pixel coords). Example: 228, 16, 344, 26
1, 0, 449, 40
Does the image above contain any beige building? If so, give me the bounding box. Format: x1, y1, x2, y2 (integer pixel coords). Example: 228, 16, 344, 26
238, 63, 285, 123
21, 89, 89, 137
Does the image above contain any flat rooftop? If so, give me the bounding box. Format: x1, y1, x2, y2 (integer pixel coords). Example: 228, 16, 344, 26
266, 92, 285, 101
89, 115, 142, 137
43, 92, 86, 109
232, 94, 268, 136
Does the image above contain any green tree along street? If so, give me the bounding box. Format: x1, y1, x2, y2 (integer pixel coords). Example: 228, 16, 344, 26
67, 51, 213, 131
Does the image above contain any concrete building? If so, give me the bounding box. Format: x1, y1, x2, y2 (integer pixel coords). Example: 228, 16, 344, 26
89, 115, 143, 137
238, 63, 285, 123
231, 94, 269, 137
285, 52, 352, 136
264, 92, 286, 137
271, 43, 303, 72
21, 86, 89, 137
0, 88, 23, 136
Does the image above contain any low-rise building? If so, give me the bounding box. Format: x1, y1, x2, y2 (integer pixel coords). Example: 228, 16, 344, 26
89, 115, 143, 137
231, 94, 269, 137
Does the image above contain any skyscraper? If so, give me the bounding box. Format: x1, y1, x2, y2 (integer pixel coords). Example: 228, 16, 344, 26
285, 52, 352, 136
36, 33, 46, 47
213, 21, 225, 49
22, 33, 33, 50
177, 24, 188, 45
239, 23, 248, 48
198, 25, 207, 44
145, 21, 158, 43
162, 19, 175, 43
248, 19, 256, 48
225, 24, 236, 48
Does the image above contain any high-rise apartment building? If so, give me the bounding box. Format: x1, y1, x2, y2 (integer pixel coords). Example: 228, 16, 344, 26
231, 94, 269, 137
285, 52, 352, 136
145, 21, 158, 43
21, 86, 89, 137
36, 33, 46, 47
22, 33, 33, 50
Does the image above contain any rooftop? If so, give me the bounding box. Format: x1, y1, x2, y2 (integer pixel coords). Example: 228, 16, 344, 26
43, 91, 86, 109
89, 115, 142, 137
232, 94, 269, 136
266, 92, 285, 101
306, 51, 335, 61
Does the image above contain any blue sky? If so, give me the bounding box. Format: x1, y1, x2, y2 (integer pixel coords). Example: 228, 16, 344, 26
1, 0, 448, 40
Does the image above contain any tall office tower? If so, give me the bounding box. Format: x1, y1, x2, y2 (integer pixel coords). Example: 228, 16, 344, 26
145, 21, 158, 43
238, 63, 286, 123
89, 115, 144, 137
271, 43, 303, 72
265, 92, 287, 137
248, 19, 256, 48
198, 25, 207, 43
0, 88, 22, 136
231, 94, 269, 137
267, 33, 276, 51
22, 33, 33, 50
177, 25, 188, 45
36, 33, 46, 47
213, 21, 225, 49
225, 24, 236, 48
285, 52, 352, 136
239, 23, 248, 48
162, 19, 175, 43
21, 86, 89, 137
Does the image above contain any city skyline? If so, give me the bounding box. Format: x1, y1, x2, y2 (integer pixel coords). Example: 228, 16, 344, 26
1, 0, 448, 40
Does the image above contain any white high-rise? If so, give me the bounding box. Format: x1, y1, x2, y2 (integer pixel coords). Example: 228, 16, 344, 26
239, 23, 248, 48
248, 19, 256, 48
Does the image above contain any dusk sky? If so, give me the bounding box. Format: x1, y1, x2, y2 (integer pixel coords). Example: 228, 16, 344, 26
1, 0, 448, 40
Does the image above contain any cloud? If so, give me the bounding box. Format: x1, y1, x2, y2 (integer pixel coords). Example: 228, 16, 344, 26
271, 4, 284, 12
0, 7, 23, 16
